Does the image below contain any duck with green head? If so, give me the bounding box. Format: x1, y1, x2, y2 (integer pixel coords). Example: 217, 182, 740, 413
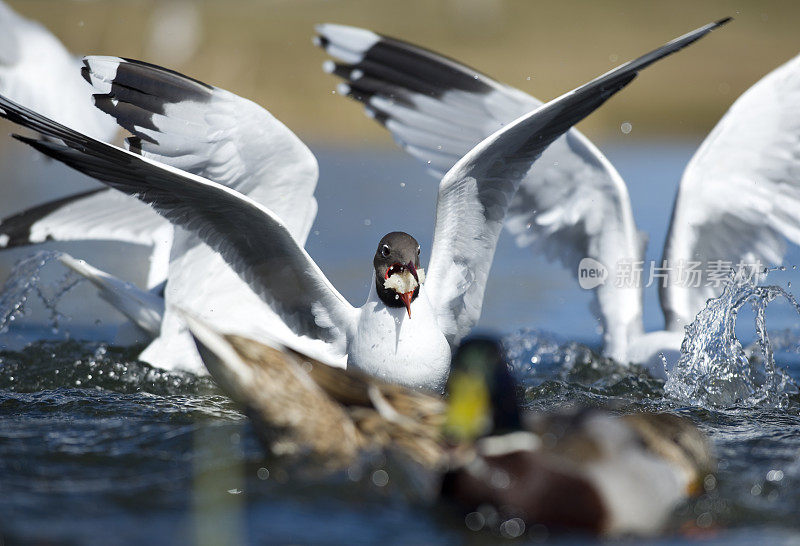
186, 316, 714, 537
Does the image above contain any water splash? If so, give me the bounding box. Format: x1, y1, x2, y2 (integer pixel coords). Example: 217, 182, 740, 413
0, 251, 81, 335
664, 270, 800, 409
503, 329, 663, 411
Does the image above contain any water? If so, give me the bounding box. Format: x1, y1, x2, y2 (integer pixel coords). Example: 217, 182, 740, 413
665, 270, 800, 410
2, 142, 800, 543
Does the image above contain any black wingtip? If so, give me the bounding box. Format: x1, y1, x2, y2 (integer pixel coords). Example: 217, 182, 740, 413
11, 133, 37, 145
715, 16, 733, 26
126, 136, 143, 155
80, 59, 92, 85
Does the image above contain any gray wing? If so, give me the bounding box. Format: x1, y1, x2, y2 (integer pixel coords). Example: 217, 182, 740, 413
0, 94, 356, 346
421, 19, 729, 344
315, 24, 646, 358
661, 51, 800, 330
82, 56, 319, 244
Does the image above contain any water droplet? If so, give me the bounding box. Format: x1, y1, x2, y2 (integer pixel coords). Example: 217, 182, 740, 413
257, 467, 269, 480
696, 512, 713, 528
400, 182, 406, 188
500, 518, 525, 539
767, 469, 784, 482
363, 219, 371, 226
371, 469, 389, 487
464, 512, 485, 531
620, 121, 632, 134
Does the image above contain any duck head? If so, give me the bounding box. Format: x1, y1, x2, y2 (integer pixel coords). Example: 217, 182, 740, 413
444, 336, 521, 444
373, 231, 424, 318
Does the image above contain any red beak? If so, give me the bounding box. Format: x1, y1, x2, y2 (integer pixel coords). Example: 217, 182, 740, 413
399, 291, 413, 318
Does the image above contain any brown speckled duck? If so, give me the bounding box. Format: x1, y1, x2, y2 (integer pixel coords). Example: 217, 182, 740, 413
185, 315, 714, 537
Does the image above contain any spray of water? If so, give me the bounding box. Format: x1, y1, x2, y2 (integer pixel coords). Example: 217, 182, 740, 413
0, 251, 80, 335
664, 270, 800, 409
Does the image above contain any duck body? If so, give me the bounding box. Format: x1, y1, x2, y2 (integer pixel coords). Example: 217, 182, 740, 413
441, 410, 713, 537
347, 281, 451, 392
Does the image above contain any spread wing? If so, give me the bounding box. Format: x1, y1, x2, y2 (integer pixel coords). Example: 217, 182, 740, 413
0, 94, 356, 347
661, 51, 800, 330
82, 56, 319, 244
314, 24, 648, 357
0, 189, 172, 288
0, 1, 116, 140
420, 19, 729, 344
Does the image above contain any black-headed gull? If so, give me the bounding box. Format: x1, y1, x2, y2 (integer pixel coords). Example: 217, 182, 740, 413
315, 20, 800, 374
0, 20, 724, 389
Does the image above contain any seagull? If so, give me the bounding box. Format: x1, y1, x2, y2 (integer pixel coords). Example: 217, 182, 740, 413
183, 317, 714, 537
315, 19, 800, 375
2, 48, 323, 371
0, 20, 724, 389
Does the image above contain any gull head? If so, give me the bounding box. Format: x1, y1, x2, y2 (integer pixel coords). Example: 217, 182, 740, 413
373, 231, 424, 318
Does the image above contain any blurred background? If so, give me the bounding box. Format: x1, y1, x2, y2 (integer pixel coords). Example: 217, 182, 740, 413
2, 0, 798, 140
1, 0, 799, 345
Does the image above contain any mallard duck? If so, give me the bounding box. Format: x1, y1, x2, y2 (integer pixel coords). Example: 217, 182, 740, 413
441, 339, 715, 536
185, 315, 714, 537
184, 313, 446, 471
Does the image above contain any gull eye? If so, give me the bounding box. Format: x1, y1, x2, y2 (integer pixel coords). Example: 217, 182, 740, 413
381, 244, 390, 257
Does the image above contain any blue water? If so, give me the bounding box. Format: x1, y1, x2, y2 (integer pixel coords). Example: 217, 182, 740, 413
2, 142, 800, 544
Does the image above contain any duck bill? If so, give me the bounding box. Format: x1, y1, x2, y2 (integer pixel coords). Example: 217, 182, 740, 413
400, 291, 413, 318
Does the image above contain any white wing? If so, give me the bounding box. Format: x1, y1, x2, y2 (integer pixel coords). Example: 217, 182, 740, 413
0, 1, 116, 140
58, 253, 164, 336
0, 94, 356, 349
315, 24, 646, 358
317, 21, 728, 346
0, 189, 173, 288
662, 52, 800, 330
82, 56, 319, 244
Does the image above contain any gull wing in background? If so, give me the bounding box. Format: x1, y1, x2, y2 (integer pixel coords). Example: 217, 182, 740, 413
0, 1, 116, 140
419, 19, 730, 345
0, 95, 356, 357
661, 52, 800, 331
315, 24, 645, 358
0, 189, 173, 289
58, 253, 164, 337
82, 56, 319, 245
